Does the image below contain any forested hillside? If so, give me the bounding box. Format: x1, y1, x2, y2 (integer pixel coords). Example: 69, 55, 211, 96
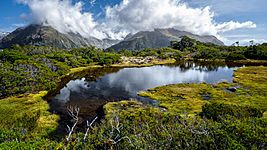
0, 46, 120, 98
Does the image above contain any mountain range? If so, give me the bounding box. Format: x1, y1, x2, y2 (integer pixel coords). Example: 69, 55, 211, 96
110, 28, 224, 51
0, 25, 119, 49
0, 24, 224, 50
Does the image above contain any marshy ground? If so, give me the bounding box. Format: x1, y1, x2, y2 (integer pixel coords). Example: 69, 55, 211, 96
0, 66, 266, 149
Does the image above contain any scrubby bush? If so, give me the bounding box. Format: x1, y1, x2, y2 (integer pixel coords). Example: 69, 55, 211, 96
244, 44, 267, 60
170, 37, 267, 61
98, 53, 121, 66
194, 46, 222, 60
200, 103, 264, 120
58, 105, 266, 149
226, 52, 247, 61
133, 47, 184, 59
118, 49, 134, 57
171, 36, 197, 51
0, 45, 122, 98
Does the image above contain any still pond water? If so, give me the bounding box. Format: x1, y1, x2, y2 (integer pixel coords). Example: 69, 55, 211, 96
49, 61, 243, 120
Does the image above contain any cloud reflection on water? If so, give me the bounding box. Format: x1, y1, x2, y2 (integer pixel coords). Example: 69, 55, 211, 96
54, 65, 236, 103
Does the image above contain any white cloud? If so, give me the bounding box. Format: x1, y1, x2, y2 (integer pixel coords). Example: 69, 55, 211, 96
222, 33, 267, 46
89, 0, 96, 6
18, 0, 98, 38
223, 38, 267, 46
104, 0, 217, 35
103, 0, 257, 39
216, 21, 256, 33
18, 0, 257, 41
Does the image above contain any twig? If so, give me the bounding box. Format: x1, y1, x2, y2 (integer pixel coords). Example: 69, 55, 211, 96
66, 106, 80, 142
83, 116, 98, 142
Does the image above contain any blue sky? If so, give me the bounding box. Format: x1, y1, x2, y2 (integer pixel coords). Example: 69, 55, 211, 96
0, 0, 266, 45
184, 0, 267, 44
0, 0, 28, 31
0, 0, 120, 31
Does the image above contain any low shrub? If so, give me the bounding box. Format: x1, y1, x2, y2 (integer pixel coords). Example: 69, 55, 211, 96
200, 103, 264, 120
226, 52, 246, 61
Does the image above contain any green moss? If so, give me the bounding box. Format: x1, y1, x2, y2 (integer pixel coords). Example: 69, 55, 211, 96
0, 91, 59, 143
200, 103, 264, 120
68, 65, 102, 75
98, 66, 267, 149
138, 66, 267, 115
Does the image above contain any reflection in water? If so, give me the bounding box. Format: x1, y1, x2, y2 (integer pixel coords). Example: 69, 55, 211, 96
54, 78, 89, 102
105, 66, 230, 94
50, 64, 239, 120
54, 66, 236, 103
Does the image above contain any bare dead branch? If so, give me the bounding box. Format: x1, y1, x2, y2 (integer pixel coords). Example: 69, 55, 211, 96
83, 116, 98, 142
66, 106, 80, 142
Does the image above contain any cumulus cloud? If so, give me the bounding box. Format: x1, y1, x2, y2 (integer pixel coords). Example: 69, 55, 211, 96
18, 0, 100, 38
103, 0, 256, 39
216, 21, 256, 33
18, 0, 257, 41
104, 0, 217, 36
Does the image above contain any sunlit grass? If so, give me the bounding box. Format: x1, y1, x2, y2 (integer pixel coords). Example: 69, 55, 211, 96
0, 91, 59, 139
68, 64, 102, 75
100, 66, 267, 149
0, 65, 266, 149
138, 66, 267, 115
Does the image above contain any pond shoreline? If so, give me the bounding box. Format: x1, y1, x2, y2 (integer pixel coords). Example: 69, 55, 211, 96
0, 61, 266, 149
68, 57, 267, 75
1, 57, 265, 100
46, 61, 245, 132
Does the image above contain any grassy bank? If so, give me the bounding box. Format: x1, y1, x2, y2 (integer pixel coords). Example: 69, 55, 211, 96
98, 66, 267, 149
111, 57, 176, 67
68, 58, 175, 74
138, 66, 267, 115
0, 91, 59, 149
0, 66, 266, 149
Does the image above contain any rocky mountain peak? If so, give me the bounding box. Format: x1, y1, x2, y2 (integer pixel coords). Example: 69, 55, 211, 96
109, 28, 224, 51
0, 25, 223, 51
0, 24, 119, 49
